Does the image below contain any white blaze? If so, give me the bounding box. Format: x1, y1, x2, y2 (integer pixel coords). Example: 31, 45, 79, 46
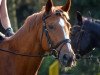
59, 18, 69, 39
59, 18, 72, 52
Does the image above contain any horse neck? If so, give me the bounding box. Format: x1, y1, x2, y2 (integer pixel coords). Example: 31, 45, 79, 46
84, 21, 100, 36
84, 21, 100, 47
0, 17, 45, 75
6, 17, 44, 55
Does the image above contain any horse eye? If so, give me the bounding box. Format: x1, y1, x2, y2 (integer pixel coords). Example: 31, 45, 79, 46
48, 25, 54, 29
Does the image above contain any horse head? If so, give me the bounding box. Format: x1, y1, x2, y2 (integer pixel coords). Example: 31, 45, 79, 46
70, 11, 99, 58
36, 0, 76, 67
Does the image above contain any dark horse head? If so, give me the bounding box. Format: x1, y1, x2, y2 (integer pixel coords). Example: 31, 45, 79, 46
70, 11, 100, 58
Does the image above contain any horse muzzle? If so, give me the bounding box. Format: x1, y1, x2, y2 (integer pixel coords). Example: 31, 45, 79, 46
60, 53, 76, 67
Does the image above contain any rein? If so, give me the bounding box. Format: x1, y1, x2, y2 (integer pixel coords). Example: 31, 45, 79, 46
0, 48, 50, 57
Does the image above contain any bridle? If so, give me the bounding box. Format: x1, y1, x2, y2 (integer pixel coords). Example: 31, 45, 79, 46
72, 24, 93, 59
0, 11, 71, 58
74, 25, 85, 58
41, 11, 71, 58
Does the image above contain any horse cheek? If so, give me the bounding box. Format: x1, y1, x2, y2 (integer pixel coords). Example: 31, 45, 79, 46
41, 35, 50, 51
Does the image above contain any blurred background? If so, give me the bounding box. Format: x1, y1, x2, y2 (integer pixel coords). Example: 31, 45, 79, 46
1, 0, 100, 75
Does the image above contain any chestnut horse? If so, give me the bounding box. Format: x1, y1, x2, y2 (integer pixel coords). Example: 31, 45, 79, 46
0, 0, 75, 75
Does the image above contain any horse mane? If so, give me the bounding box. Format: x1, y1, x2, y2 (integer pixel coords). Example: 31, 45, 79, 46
10, 8, 45, 39
23, 9, 45, 31
82, 16, 100, 24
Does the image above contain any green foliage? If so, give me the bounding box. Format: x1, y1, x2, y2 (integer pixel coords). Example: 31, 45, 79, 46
64, 49, 100, 75
38, 56, 55, 75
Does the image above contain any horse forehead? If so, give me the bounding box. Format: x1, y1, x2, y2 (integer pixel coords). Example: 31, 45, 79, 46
59, 18, 70, 39
59, 18, 65, 27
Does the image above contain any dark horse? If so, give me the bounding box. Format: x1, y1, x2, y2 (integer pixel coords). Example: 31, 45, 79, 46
0, 0, 75, 75
70, 11, 100, 58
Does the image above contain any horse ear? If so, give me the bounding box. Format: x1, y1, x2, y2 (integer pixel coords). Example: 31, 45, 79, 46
76, 11, 83, 26
61, 0, 71, 12
45, 0, 53, 13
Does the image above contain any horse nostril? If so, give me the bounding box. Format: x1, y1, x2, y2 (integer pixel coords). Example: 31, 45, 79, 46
63, 54, 69, 60
62, 54, 72, 66
63, 54, 74, 64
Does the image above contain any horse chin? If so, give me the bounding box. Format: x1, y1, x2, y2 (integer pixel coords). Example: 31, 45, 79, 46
67, 60, 76, 67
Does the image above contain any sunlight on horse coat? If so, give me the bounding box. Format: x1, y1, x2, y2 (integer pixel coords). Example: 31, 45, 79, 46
0, 0, 75, 75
